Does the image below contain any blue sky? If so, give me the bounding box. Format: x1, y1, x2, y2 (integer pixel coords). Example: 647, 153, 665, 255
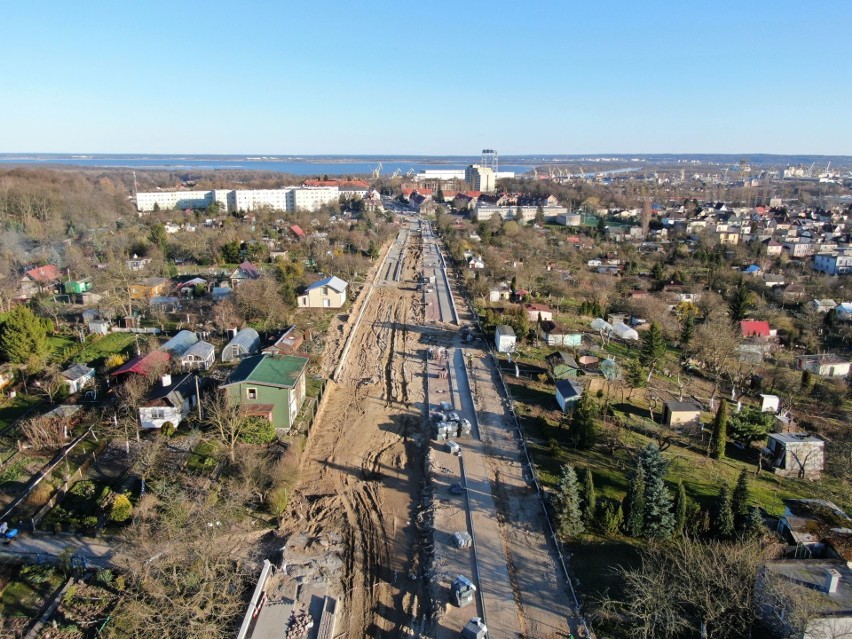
1, 1, 849, 155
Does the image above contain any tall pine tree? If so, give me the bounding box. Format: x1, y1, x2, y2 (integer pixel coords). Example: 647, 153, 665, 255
554, 464, 584, 540
569, 391, 597, 450
728, 279, 752, 322
731, 469, 751, 531
712, 484, 735, 539
582, 468, 597, 528
710, 400, 728, 460
639, 445, 675, 538
680, 315, 695, 350
623, 464, 646, 537
639, 322, 666, 372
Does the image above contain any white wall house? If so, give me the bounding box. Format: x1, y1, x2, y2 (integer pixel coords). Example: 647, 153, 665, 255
495, 325, 516, 353
297, 276, 348, 309
138, 374, 198, 430
61, 364, 95, 395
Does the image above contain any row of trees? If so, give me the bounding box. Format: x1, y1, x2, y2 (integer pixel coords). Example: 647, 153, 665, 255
554, 447, 764, 542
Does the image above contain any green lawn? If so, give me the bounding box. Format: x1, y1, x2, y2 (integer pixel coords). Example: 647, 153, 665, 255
526, 411, 848, 515
47, 335, 77, 358
0, 565, 64, 618
75, 333, 137, 368
0, 394, 41, 432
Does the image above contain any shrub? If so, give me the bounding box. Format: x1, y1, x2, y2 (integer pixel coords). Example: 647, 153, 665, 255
96, 569, 114, 586
104, 353, 127, 370
267, 486, 290, 516
160, 421, 175, 438
26, 482, 53, 508
596, 498, 624, 535
240, 417, 277, 445
109, 494, 133, 522
21, 564, 54, 584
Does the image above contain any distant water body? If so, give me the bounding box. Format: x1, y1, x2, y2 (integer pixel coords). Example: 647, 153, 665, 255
1, 153, 847, 176
0, 154, 537, 176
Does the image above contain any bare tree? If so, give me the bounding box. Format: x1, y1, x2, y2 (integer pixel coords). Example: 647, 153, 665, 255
204, 392, 246, 462
691, 308, 742, 401
111, 478, 260, 639
30, 363, 68, 404
597, 537, 768, 639
20, 415, 69, 450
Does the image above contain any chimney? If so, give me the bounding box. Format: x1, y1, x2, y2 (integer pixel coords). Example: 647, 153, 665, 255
823, 568, 841, 594
161, 374, 172, 388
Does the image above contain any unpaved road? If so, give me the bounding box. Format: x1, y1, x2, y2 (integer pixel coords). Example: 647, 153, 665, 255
278, 217, 576, 639
280, 223, 432, 638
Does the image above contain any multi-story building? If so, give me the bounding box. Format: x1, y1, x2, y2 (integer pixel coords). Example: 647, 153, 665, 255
465, 165, 496, 193
135, 187, 340, 213
813, 249, 852, 275
473, 203, 567, 223
288, 187, 339, 211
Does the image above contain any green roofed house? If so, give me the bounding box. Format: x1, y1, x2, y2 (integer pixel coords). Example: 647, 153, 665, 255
221, 354, 309, 431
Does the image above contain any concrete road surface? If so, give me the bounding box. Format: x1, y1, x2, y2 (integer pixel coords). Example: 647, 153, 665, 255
0, 532, 116, 568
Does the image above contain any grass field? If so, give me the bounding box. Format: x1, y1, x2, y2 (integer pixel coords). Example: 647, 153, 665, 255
0, 565, 64, 618
75, 333, 138, 367
0, 394, 41, 432
526, 411, 846, 515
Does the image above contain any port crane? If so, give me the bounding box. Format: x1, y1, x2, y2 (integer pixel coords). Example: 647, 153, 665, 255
371, 162, 383, 179
391, 168, 401, 179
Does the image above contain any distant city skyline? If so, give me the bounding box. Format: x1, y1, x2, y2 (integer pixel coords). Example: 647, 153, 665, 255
1, 1, 850, 155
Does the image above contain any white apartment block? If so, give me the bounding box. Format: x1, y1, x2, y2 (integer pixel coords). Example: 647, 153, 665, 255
414, 168, 515, 182
136, 187, 340, 213
474, 204, 567, 223
465, 164, 496, 193
288, 187, 340, 211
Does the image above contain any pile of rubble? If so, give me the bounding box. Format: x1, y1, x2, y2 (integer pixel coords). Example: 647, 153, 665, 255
285, 608, 314, 639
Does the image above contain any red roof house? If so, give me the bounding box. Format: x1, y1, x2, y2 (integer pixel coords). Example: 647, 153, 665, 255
290, 224, 306, 239
111, 350, 171, 377
740, 320, 772, 338
25, 265, 62, 283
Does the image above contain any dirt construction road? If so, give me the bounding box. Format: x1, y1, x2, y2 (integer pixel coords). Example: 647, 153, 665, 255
278, 219, 577, 639
281, 228, 433, 638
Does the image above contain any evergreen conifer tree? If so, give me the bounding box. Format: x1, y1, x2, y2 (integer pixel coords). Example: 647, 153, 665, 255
554, 464, 584, 539
639, 322, 666, 371
623, 465, 646, 537
0, 305, 51, 366
680, 315, 695, 349
674, 480, 687, 534
639, 445, 675, 538
582, 468, 597, 528
569, 392, 597, 450
710, 400, 728, 460
712, 484, 735, 539
728, 279, 752, 322
731, 468, 751, 531
743, 507, 765, 539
